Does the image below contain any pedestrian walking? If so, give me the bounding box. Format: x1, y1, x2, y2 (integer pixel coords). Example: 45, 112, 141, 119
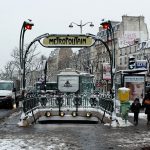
130, 98, 141, 125
142, 90, 150, 125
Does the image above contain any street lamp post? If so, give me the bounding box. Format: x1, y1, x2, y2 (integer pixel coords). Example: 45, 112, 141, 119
22, 33, 50, 94
19, 19, 34, 92
69, 20, 94, 34
100, 20, 117, 126
87, 31, 117, 126
100, 20, 116, 90
69, 20, 94, 72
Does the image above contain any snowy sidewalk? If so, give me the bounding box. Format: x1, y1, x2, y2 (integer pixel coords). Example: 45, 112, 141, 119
115, 112, 148, 127
106, 112, 148, 127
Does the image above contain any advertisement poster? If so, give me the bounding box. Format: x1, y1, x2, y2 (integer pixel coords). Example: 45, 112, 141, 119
103, 63, 111, 80
118, 31, 144, 48
124, 76, 145, 101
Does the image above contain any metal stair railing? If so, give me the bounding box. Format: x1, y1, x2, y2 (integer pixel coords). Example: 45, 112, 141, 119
22, 92, 114, 117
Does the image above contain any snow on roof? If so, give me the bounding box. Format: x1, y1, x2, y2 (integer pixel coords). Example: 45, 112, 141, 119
57, 71, 79, 76
0, 80, 13, 83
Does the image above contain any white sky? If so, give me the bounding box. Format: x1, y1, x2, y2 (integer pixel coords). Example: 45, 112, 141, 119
1, 0, 150, 69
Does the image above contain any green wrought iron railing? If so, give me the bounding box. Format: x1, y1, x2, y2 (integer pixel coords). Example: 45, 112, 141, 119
22, 92, 114, 117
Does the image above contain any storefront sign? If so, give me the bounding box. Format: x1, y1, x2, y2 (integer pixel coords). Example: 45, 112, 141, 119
136, 60, 147, 69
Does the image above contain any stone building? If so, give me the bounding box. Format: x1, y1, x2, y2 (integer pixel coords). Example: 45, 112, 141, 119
93, 15, 149, 93
118, 15, 149, 70
47, 48, 73, 81
39, 16, 150, 93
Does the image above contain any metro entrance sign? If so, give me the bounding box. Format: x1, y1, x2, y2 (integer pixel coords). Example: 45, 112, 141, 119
39, 34, 95, 48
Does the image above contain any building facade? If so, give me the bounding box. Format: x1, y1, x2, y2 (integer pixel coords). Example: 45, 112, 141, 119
93, 15, 149, 93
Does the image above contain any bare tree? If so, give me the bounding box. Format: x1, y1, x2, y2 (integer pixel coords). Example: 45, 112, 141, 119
27, 56, 46, 86
0, 44, 42, 86
11, 44, 39, 74
0, 61, 16, 80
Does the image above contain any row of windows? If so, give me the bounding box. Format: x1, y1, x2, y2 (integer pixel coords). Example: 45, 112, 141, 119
120, 40, 150, 56
120, 57, 127, 65
119, 53, 147, 65
120, 45, 138, 56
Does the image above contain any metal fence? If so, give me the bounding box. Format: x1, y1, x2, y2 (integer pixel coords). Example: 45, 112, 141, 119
22, 92, 114, 117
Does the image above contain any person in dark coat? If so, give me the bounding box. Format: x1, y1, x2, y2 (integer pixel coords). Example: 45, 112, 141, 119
130, 98, 141, 125
142, 90, 150, 125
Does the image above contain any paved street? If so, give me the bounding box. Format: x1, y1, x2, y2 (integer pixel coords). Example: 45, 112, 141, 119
0, 110, 150, 150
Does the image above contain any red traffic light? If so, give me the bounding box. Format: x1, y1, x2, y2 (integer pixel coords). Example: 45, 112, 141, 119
25, 24, 32, 30
101, 22, 110, 30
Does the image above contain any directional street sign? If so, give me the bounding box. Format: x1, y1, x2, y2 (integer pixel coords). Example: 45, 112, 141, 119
39, 34, 95, 48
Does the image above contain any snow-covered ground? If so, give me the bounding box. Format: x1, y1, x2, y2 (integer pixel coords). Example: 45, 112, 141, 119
104, 112, 147, 127
1, 105, 150, 150
129, 112, 147, 119
0, 137, 70, 150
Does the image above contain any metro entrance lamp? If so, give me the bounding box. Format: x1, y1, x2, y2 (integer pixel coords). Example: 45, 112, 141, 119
19, 19, 34, 91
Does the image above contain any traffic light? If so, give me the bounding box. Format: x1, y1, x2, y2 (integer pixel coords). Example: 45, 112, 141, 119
100, 20, 111, 30
128, 56, 135, 69
23, 19, 34, 30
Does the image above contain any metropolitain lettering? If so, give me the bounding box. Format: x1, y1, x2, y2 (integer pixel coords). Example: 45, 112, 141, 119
48, 37, 87, 45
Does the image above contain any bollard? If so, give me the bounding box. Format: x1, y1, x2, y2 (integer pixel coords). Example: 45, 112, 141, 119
120, 101, 130, 123
118, 87, 130, 123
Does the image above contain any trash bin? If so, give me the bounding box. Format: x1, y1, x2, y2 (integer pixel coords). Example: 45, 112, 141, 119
120, 101, 130, 122
118, 87, 130, 123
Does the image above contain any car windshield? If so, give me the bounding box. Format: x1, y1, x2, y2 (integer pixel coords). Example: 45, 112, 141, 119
0, 82, 13, 90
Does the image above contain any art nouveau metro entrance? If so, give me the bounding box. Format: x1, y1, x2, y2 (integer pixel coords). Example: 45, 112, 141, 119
18, 33, 114, 127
